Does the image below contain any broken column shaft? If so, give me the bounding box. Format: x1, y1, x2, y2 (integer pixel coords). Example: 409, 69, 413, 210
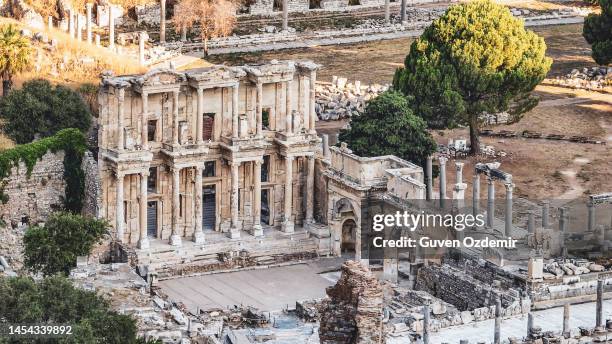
494, 297, 501, 344
423, 303, 430, 344
527, 312, 534, 338
563, 303, 570, 337
596, 279, 604, 329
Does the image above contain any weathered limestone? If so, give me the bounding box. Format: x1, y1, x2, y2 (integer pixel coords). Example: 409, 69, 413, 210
439, 156, 447, 208
426, 155, 433, 201
86, 3, 93, 43
528, 212, 535, 233
282, 156, 295, 233
319, 261, 384, 344
48, 16, 53, 30
116, 172, 125, 242
230, 161, 240, 239
472, 173, 480, 219
108, 6, 115, 50
423, 303, 430, 344
487, 177, 495, 228
252, 160, 263, 237
596, 279, 604, 329
504, 182, 514, 237
563, 303, 570, 337
453, 162, 467, 208
282, 0, 288, 31
138, 171, 149, 249
76, 14, 82, 41
160, 0, 166, 43
138, 31, 147, 65
170, 167, 182, 246
494, 297, 501, 344
194, 165, 205, 244
587, 199, 595, 232
542, 200, 550, 228
68, 9, 75, 37
306, 155, 315, 225
322, 134, 330, 159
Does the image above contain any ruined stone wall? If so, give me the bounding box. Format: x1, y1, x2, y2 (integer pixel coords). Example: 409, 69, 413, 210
320, 0, 349, 10
319, 261, 384, 344
135, 3, 161, 25
82, 151, 101, 218
287, 0, 310, 12
249, 0, 274, 15
443, 252, 521, 290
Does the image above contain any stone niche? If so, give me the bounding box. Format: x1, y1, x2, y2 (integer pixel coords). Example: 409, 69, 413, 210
319, 261, 384, 344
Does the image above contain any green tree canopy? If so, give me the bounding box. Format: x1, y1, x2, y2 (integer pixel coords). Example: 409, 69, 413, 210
393, 0, 551, 154
23, 213, 107, 276
0, 24, 32, 96
338, 90, 437, 165
583, 0, 612, 65
0, 79, 92, 144
0, 275, 159, 344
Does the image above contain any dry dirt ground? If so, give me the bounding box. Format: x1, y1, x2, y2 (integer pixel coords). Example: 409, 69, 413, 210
211, 24, 611, 204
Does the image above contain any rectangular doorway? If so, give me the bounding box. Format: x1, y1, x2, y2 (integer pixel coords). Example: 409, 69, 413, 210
261, 189, 270, 225
147, 201, 157, 238
202, 185, 216, 231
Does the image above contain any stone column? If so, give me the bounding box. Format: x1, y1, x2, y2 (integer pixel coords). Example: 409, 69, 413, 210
68, 9, 74, 37
322, 134, 330, 159
494, 297, 501, 344
170, 167, 182, 246
139, 171, 150, 249
76, 14, 82, 41
285, 81, 292, 135
256, 82, 263, 136
86, 3, 93, 43
117, 88, 125, 151
438, 156, 447, 208
196, 87, 204, 144
587, 200, 595, 232
282, 0, 288, 31
400, 0, 407, 22
306, 155, 315, 225
252, 160, 263, 237
559, 207, 566, 234
108, 6, 115, 50
229, 161, 241, 239
542, 200, 550, 228
505, 183, 513, 237
172, 90, 179, 145
384, 0, 390, 23
596, 279, 604, 329
193, 165, 204, 244
309, 70, 316, 133
48, 16, 53, 30
563, 303, 570, 337
423, 303, 430, 344
528, 212, 535, 234
138, 32, 146, 65
282, 156, 294, 233
116, 172, 125, 243
473, 173, 480, 219
160, 0, 166, 43
527, 312, 534, 338
141, 92, 149, 149
487, 177, 495, 228
453, 162, 467, 209
426, 156, 433, 201
232, 84, 239, 139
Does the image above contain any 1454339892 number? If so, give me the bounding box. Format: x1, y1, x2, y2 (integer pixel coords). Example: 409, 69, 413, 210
1, 324, 73, 338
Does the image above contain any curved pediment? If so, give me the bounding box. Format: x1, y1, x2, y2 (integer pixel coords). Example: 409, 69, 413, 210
134, 69, 187, 87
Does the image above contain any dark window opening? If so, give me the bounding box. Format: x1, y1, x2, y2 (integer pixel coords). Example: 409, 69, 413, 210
179, 195, 184, 217
123, 201, 128, 223
204, 161, 216, 177
261, 155, 270, 182
273, 0, 282, 11
147, 167, 157, 193
147, 120, 157, 142
309, 0, 321, 9
349, 0, 359, 5
203, 113, 215, 141
262, 108, 270, 129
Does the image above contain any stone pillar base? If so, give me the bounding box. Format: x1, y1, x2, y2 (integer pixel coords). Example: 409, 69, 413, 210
138, 237, 150, 250
252, 224, 264, 237
282, 221, 294, 233
228, 229, 241, 239
193, 231, 205, 244
170, 234, 182, 246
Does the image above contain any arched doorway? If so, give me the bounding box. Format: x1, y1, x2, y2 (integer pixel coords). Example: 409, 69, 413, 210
341, 219, 357, 257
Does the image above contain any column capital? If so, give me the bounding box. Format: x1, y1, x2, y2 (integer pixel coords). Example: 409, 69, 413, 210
196, 86, 204, 94
487, 175, 495, 183
115, 170, 125, 179
504, 182, 514, 191
229, 160, 241, 167
170, 166, 181, 174
140, 170, 150, 177
253, 159, 264, 166
438, 156, 448, 165
117, 87, 125, 101
455, 161, 464, 170
86, 2, 93, 8
141, 91, 149, 98
285, 155, 295, 162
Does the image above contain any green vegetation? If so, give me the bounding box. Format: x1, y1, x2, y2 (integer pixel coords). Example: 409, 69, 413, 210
0, 24, 32, 96
0, 275, 160, 344
0, 79, 92, 144
583, 0, 612, 65
338, 91, 437, 164
23, 212, 107, 276
0, 128, 87, 211
393, 0, 551, 154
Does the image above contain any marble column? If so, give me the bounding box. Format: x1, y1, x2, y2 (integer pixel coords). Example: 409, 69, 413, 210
117, 88, 125, 151
306, 155, 315, 225
400, 0, 407, 22
196, 87, 204, 144
160, 0, 166, 43
229, 161, 241, 239
473, 173, 480, 219
282, 0, 288, 31
252, 160, 263, 237
86, 3, 93, 43
285, 81, 292, 135
587, 200, 595, 232
282, 156, 295, 233
194, 165, 204, 244
172, 90, 179, 145
453, 162, 467, 209
505, 183, 514, 237
487, 177, 495, 228
542, 200, 550, 228
596, 279, 604, 328
138, 32, 146, 65
139, 171, 150, 249
48, 16, 53, 30
116, 172, 125, 243
426, 156, 433, 201
108, 6, 115, 50
563, 303, 570, 337
309, 71, 316, 133
256, 82, 263, 136
494, 297, 501, 344
322, 134, 330, 159
141, 92, 149, 149
232, 84, 239, 139
170, 167, 182, 246
68, 9, 74, 37
384, 0, 390, 23
438, 156, 447, 208
76, 13, 82, 41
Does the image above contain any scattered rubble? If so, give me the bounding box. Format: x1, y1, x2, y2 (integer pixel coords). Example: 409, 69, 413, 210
315, 77, 389, 121
548, 66, 612, 92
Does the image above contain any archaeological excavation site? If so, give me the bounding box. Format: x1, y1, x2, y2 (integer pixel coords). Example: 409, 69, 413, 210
0, 0, 610, 342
